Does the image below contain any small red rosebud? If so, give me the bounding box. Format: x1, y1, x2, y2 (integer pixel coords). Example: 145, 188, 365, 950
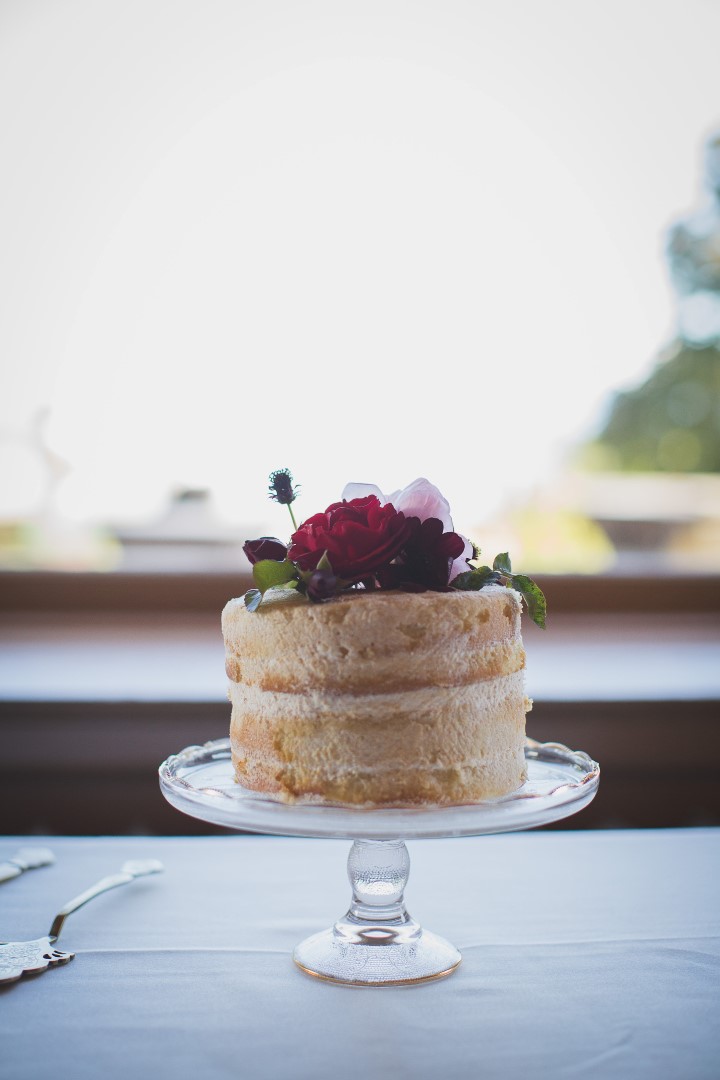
243, 537, 288, 565
307, 569, 338, 603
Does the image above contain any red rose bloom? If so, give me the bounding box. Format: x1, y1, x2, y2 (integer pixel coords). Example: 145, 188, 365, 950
288, 495, 417, 582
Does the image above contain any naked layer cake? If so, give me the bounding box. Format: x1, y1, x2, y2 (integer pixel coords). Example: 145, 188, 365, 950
223, 473, 545, 808
223, 584, 530, 806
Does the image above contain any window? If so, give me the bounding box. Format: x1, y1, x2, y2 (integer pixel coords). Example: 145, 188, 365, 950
1, 3, 719, 834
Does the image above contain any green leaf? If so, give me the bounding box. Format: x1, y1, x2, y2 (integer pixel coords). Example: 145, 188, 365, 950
244, 588, 263, 612
244, 580, 304, 612
451, 566, 497, 591
261, 582, 304, 606
252, 558, 299, 594
511, 574, 547, 629
453, 548, 547, 629
316, 550, 334, 573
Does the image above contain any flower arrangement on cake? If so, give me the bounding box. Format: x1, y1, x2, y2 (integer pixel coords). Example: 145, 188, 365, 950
224, 470, 547, 806
242, 469, 546, 628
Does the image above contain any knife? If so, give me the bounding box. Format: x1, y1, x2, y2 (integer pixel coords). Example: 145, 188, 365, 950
0, 847, 55, 884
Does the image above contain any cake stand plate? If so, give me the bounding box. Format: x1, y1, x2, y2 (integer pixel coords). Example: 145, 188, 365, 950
159, 738, 599, 987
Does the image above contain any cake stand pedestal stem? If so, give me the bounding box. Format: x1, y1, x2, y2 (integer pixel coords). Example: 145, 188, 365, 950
345, 839, 413, 927
293, 839, 462, 986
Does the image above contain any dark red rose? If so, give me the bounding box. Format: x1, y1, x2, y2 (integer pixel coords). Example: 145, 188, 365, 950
243, 537, 288, 564
378, 517, 465, 590
288, 495, 416, 582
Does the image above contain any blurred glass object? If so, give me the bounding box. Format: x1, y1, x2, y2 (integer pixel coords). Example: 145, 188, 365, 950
112, 488, 246, 572
0, 410, 117, 570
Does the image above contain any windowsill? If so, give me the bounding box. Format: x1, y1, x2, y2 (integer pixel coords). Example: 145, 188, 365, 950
2, 570, 719, 833
1, 568, 719, 614
2, 567, 719, 704
1, 609, 718, 704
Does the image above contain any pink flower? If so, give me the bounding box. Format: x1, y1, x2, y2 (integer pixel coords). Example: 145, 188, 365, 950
449, 539, 476, 582
342, 478, 451, 528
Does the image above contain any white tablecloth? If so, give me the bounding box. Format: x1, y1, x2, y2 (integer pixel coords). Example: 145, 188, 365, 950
1, 830, 718, 1079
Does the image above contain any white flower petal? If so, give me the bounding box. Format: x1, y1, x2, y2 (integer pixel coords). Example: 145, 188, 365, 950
341, 482, 386, 504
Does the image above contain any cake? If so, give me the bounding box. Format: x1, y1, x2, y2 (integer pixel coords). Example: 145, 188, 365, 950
222, 584, 531, 807
223, 471, 544, 808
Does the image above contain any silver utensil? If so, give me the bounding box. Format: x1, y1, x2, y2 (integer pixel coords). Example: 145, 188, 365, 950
0, 858, 163, 984
0, 847, 55, 885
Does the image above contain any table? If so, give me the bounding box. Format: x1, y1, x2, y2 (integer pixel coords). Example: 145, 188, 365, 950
1, 830, 718, 1079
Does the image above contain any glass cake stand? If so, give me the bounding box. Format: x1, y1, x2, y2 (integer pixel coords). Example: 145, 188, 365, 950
159, 738, 599, 987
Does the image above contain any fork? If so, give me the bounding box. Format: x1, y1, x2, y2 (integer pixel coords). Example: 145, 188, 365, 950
0, 847, 55, 885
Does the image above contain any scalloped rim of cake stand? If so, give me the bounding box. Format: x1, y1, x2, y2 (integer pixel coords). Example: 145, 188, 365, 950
159, 737, 600, 839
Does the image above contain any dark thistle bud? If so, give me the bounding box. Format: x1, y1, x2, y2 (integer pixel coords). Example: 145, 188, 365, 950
243, 537, 288, 565
268, 469, 298, 506
307, 568, 338, 603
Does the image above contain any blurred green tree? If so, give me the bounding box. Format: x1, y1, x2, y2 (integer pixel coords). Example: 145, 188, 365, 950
590, 134, 720, 473
590, 343, 720, 472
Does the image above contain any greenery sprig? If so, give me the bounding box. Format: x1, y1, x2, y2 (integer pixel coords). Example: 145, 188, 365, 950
451, 552, 547, 629
244, 558, 300, 612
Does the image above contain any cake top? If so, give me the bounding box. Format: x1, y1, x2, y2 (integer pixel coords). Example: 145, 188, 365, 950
222, 585, 525, 695
241, 471, 546, 628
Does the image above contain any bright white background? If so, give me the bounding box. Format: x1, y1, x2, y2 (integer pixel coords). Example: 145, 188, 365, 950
1, 0, 719, 539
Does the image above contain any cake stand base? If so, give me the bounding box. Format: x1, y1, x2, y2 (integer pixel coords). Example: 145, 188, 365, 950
293, 839, 461, 986
294, 927, 460, 987
159, 737, 600, 987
